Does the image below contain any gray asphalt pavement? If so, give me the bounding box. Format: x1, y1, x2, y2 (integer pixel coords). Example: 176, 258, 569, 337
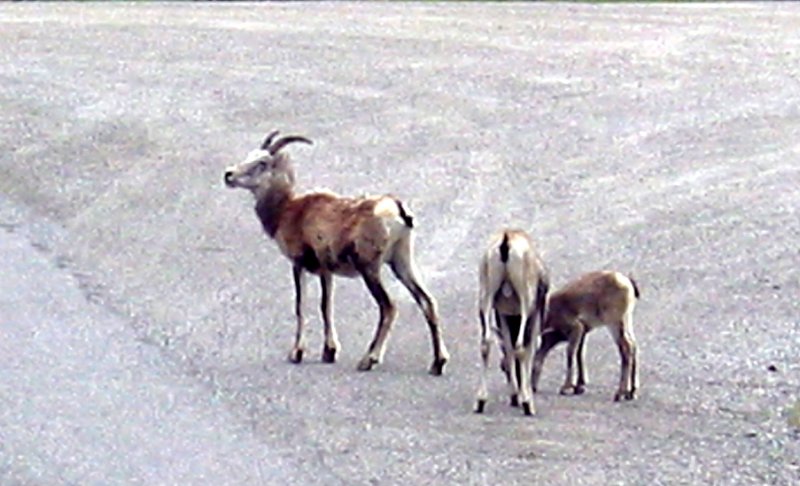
1, 3, 798, 485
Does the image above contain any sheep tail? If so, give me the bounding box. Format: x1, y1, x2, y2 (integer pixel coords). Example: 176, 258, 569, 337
628, 275, 641, 299
499, 233, 510, 263
395, 199, 414, 228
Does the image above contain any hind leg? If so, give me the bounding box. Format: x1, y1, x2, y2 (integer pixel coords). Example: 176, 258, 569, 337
575, 331, 588, 395
609, 323, 636, 401
389, 235, 449, 375
475, 305, 494, 413
356, 264, 397, 371
514, 309, 537, 416
495, 313, 520, 407
622, 310, 639, 400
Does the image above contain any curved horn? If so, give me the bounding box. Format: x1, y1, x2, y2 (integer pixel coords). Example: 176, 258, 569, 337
268, 135, 313, 155
260, 130, 281, 150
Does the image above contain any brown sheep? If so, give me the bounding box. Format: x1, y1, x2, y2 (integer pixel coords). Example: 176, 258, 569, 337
531, 271, 640, 401
223, 131, 449, 375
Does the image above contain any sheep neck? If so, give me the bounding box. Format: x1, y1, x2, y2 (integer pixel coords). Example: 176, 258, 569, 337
254, 184, 293, 239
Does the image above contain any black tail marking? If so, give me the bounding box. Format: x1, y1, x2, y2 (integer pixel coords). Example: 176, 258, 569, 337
396, 200, 414, 228
499, 233, 510, 263
629, 276, 641, 299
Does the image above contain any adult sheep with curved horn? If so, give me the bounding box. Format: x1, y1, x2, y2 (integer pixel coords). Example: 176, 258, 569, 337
223, 131, 450, 375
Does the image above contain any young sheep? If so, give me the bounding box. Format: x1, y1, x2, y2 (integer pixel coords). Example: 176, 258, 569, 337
531, 271, 640, 402
223, 131, 449, 375
475, 229, 549, 416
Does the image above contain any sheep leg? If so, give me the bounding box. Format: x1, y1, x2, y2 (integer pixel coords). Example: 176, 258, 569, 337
629, 339, 639, 399
319, 272, 339, 363
288, 265, 307, 364
474, 305, 493, 413
356, 266, 397, 371
496, 314, 520, 407
610, 324, 636, 401
494, 309, 516, 382
517, 340, 535, 415
629, 339, 638, 400
389, 240, 449, 375
560, 327, 583, 395
624, 312, 639, 400
516, 310, 535, 416
532, 329, 564, 392
497, 310, 511, 377
575, 331, 588, 395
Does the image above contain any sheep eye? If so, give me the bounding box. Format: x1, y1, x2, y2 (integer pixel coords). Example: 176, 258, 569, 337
256, 161, 268, 171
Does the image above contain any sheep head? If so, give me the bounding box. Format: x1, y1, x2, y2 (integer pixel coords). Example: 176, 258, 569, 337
223, 131, 313, 194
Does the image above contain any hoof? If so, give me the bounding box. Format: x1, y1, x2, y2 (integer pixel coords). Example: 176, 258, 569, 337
429, 357, 448, 376
521, 402, 535, 416
510, 394, 519, 408
625, 390, 637, 401
321, 345, 337, 364
559, 385, 574, 396
288, 348, 304, 364
574, 384, 586, 395
356, 355, 378, 372
475, 400, 487, 414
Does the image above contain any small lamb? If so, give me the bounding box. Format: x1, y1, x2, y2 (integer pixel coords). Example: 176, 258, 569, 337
531, 271, 640, 401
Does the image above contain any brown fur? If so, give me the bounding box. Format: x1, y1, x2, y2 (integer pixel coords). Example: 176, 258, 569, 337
274, 193, 393, 275
225, 132, 449, 374
532, 270, 640, 401
545, 271, 633, 333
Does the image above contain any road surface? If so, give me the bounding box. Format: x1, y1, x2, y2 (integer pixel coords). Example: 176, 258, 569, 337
1, 3, 798, 485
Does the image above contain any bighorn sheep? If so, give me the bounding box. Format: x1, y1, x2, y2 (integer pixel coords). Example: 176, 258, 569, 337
531, 271, 640, 401
475, 229, 549, 416
223, 131, 449, 375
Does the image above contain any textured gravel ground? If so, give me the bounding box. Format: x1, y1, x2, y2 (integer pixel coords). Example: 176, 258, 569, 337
1, 3, 799, 485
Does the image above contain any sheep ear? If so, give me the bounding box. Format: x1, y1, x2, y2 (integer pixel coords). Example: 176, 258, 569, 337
261, 130, 280, 150
268, 135, 313, 155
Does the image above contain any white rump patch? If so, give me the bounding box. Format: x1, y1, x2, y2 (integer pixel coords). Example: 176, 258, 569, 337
611, 272, 636, 300
373, 198, 400, 219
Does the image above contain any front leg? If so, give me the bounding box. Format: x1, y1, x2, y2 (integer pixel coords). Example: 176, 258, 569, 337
532, 329, 564, 393
559, 327, 583, 395
319, 272, 340, 363
288, 265, 307, 363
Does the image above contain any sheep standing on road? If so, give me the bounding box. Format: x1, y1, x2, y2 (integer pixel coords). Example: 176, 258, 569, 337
223, 131, 449, 375
475, 229, 549, 416
531, 271, 640, 401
